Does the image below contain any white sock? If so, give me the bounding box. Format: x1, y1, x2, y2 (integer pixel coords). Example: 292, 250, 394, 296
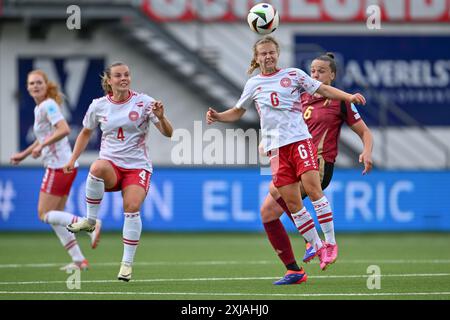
122, 212, 142, 265
86, 173, 104, 224
51, 224, 85, 262
45, 210, 79, 226
291, 207, 323, 251
312, 196, 336, 245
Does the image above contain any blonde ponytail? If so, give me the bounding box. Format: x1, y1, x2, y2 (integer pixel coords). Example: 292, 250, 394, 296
101, 61, 127, 95
247, 58, 260, 75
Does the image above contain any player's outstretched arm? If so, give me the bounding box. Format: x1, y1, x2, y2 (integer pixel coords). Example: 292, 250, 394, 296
316, 84, 366, 106
63, 127, 93, 173
152, 101, 173, 138
206, 107, 246, 124
155, 117, 173, 138
351, 120, 374, 175
31, 119, 71, 159
10, 140, 39, 165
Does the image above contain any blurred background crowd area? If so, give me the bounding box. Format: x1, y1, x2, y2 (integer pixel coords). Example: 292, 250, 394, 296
0, 0, 449, 232
1, 0, 449, 169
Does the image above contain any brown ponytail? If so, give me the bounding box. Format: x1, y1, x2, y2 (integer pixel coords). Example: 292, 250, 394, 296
315, 52, 337, 76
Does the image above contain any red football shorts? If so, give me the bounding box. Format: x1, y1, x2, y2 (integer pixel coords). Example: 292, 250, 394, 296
269, 139, 318, 188
40, 168, 78, 197
106, 160, 151, 193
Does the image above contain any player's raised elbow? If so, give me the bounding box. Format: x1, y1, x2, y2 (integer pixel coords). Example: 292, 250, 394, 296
63, 126, 71, 137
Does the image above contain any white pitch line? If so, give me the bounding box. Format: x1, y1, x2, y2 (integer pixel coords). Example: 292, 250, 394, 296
0, 261, 273, 269
1, 259, 450, 269
0, 291, 450, 298
1, 273, 450, 286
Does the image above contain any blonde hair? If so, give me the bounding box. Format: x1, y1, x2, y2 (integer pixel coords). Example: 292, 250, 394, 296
27, 70, 64, 106
247, 36, 281, 75
101, 61, 128, 95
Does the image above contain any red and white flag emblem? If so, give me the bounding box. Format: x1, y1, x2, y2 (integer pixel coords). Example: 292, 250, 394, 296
280, 78, 291, 88
129, 111, 139, 121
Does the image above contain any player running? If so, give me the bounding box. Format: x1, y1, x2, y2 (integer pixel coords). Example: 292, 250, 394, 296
63, 62, 173, 282
10, 70, 101, 271
206, 36, 366, 285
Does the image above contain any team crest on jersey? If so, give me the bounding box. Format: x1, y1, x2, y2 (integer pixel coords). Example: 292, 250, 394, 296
129, 111, 139, 121
280, 78, 291, 88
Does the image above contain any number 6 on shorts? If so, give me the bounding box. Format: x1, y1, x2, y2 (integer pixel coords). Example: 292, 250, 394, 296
298, 144, 308, 160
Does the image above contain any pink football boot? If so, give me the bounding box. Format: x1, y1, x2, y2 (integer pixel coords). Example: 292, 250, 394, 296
319, 242, 338, 271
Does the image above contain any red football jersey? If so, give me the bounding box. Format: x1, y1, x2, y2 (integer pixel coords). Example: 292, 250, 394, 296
300, 92, 362, 163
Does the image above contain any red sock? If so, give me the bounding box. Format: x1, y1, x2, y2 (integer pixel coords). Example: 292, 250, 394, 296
276, 197, 294, 223
263, 219, 296, 266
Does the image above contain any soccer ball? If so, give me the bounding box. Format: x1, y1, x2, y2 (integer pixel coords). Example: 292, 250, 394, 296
247, 3, 280, 35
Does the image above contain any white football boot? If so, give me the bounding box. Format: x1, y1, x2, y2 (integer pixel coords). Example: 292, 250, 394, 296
66, 219, 96, 233
117, 263, 132, 282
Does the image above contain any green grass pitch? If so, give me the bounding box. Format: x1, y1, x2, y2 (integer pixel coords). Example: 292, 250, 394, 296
0, 232, 449, 300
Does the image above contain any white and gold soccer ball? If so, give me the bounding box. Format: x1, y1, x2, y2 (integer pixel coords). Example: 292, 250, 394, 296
247, 3, 280, 35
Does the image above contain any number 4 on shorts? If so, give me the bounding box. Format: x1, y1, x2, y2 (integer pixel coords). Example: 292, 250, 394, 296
139, 170, 146, 186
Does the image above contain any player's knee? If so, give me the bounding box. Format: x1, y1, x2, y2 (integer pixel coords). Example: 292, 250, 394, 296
305, 187, 323, 202
260, 203, 275, 223
89, 167, 103, 178
268, 183, 280, 199
283, 199, 301, 214
89, 162, 108, 179
302, 180, 322, 201
261, 199, 283, 223
302, 172, 323, 201
303, 183, 323, 201
123, 201, 141, 213
37, 209, 47, 222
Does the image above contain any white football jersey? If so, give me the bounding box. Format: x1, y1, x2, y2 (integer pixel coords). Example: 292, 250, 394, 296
83, 91, 160, 172
33, 98, 77, 169
235, 68, 322, 152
